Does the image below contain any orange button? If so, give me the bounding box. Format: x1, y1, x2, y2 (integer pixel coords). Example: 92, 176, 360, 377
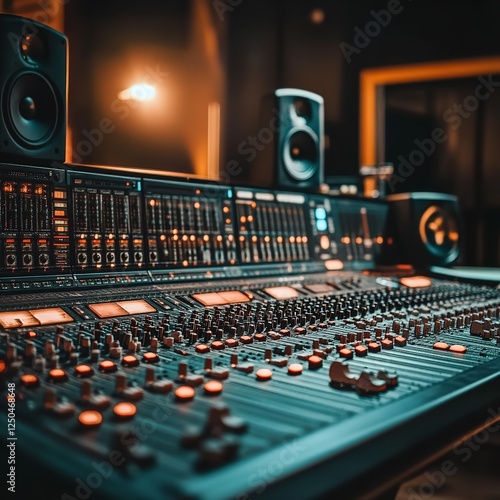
339, 348, 353, 359
355, 345, 368, 357
21, 373, 39, 387
113, 402, 137, 418
225, 338, 238, 348
368, 342, 381, 353
395, 336, 407, 347
204, 380, 223, 395
78, 410, 102, 427
433, 342, 449, 351
195, 344, 210, 354
381, 339, 393, 349
308, 355, 323, 369
122, 355, 139, 367
288, 363, 303, 375
175, 385, 195, 401
450, 345, 467, 354
143, 352, 159, 363
75, 364, 94, 377
26, 330, 37, 339
49, 368, 67, 382
256, 368, 273, 381
211, 340, 225, 350
254, 333, 266, 342
0, 360, 6, 373
99, 360, 117, 373
240, 335, 253, 344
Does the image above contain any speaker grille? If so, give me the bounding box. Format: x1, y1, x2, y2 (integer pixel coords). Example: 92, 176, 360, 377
4, 71, 59, 148
282, 127, 319, 181
418, 204, 460, 264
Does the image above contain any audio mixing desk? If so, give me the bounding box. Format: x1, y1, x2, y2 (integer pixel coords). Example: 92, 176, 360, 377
0, 162, 499, 499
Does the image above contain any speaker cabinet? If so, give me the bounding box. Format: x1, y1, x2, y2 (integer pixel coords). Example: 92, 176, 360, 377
382, 193, 461, 268
247, 88, 324, 192
0, 14, 67, 165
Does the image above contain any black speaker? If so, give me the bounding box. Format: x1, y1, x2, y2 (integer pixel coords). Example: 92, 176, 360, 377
247, 88, 324, 192
0, 14, 67, 165
382, 193, 461, 268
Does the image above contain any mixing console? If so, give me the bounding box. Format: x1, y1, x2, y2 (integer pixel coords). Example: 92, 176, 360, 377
1, 162, 500, 499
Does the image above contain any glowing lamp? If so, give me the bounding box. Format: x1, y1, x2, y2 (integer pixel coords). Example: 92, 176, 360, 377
118, 83, 156, 102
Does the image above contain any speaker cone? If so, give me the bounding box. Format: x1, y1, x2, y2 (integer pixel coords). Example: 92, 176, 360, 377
419, 205, 460, 263
4, 71, 59, 148
283, 128, 318, 181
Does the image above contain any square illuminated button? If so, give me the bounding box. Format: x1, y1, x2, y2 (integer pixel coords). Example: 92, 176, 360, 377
315, 208, 327, 220
316, 219, 328, 231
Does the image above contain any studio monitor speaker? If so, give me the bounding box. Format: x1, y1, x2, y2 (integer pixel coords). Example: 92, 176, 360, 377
382, 192, 461, 268
0, 14, 67, 165
248, 88, 324, 192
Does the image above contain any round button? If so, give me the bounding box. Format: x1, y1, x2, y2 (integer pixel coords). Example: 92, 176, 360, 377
433, 342, 449, 351
113, 402, 137, 419
254, 333, 266, 342
256, 368, 273, 381
78, 410, 103, 428
21, 373, 39, 387
75, 364, 94, 378
287, 363, 303, 376
450, 345, 467, 354
99, 360, 117, 373
308, 355, 323, 369
122, 355, 139, 367
0, 360, 6, 373
49, 368, 67, 382
143, 352, 159, 363
204, 380, 223, 395
320, 235, 330, 250
175, 385, 195, 401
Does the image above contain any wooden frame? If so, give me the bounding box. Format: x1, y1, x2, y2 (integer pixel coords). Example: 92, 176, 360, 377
359, 56, 500, 167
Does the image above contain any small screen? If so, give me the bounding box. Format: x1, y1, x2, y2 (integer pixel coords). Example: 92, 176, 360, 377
192, 291, 250, 306
0, 308, 73, 329
264, 286, 300, 300
89, 300, 155, 318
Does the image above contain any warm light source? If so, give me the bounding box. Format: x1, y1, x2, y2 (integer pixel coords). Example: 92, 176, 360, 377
118, 83, 156, 102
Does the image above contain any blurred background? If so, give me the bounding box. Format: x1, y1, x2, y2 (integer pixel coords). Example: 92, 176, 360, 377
1, 0, 499, 267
